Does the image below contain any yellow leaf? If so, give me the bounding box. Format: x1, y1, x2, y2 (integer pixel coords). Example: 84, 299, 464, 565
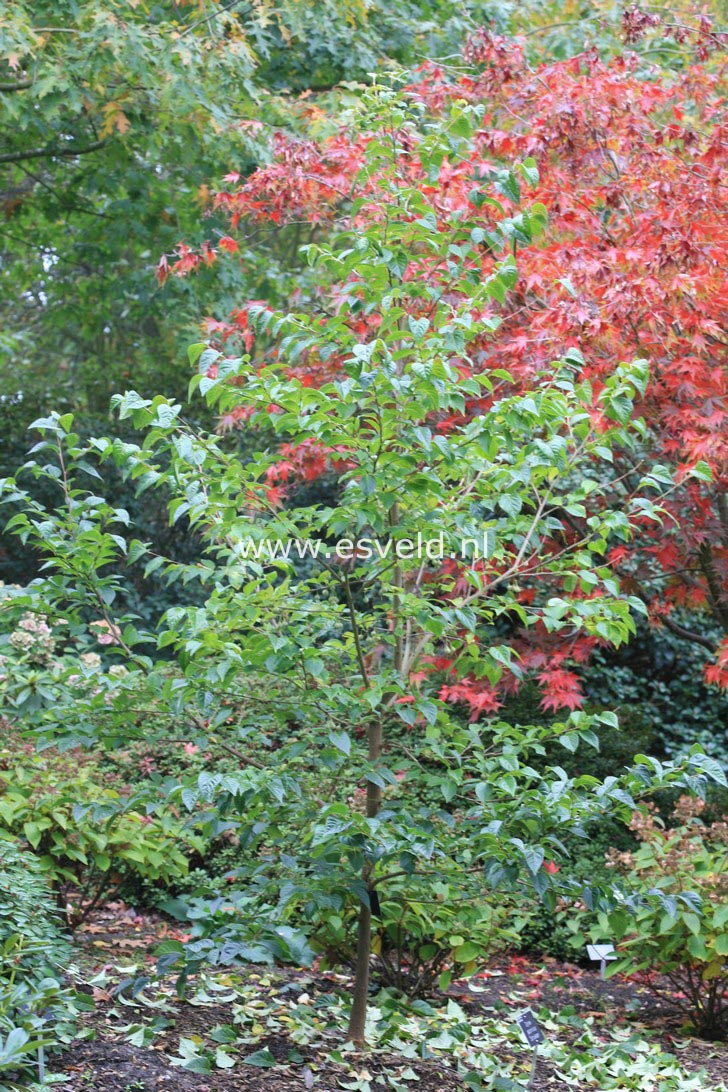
114, 110, 130, 135
100, 102, 131, 138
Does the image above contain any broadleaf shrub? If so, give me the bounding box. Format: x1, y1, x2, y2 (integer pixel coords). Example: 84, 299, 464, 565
0, 747, 202, 927
600, 797, 728, 1041
310, 872, 523, 996
0, 835, 81, 1082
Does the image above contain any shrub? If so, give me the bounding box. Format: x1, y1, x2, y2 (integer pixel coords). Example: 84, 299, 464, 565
0, 748, 202, 927
600, 797, 728, 1041
514, 826, 628, 962
0, 835, 80, 1082
311, 873, 522, 996
583, 618, 728, 765
490, 694, 649, 962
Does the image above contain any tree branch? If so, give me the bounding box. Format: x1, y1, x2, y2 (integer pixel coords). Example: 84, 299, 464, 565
698, 542, 728, 632
716, 491, 728, 552
660, 613, 717, 652
179, 1, 252, 38
0, 79, 33, 92
0, 139, 107, 166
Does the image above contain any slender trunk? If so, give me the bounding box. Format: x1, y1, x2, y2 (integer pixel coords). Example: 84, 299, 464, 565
698, 542, 728, 631
347, 504, 402, 1042
348, 895, 373, 1042
347, 717, 383, 1042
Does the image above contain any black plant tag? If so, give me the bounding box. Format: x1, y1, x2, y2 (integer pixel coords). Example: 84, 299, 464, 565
516, 1009, 545, 1047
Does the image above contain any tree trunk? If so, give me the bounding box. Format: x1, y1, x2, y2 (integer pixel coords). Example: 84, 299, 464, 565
347, 505, 401, 1043
347, 892, 373, 1043
347, 716, 383, 1043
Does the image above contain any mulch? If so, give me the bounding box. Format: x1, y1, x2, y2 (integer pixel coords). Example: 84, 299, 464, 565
54, 1041, 467, 1092
44, 901, 728, 1092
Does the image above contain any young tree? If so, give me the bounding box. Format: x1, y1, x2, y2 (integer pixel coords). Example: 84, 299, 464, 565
2, 85, 723, 1043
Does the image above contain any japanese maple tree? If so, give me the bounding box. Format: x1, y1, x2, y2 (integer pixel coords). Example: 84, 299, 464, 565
165, 9, 728, 712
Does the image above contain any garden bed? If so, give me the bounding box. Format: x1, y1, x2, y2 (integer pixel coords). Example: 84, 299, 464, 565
45, 901, 728, 1092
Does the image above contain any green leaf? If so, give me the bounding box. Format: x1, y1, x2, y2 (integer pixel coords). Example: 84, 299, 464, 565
211, 1025, 238, 1044
243, 1049, 277, 1067
522, 845, 545, 876
408, 316, 430, 341
329, 731, 351, 756
183, 1057, 213, 1073
494, 170, 520, 205
518, 158, 539, 187
687, 934, 710, 961
215, 1049, 236, 1069
713, 906, 728, 929
682, 913, 701, 936
453, 941, 481, 963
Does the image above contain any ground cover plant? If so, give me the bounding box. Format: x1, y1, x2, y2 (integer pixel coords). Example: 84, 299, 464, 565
0, 836, 82, 1082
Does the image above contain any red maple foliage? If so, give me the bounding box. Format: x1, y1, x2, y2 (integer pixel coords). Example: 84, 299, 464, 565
160, 11, 728, 709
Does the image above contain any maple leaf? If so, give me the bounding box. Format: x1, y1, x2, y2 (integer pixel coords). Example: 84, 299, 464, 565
156, 254, 170, 285
704, 639, 728, 689
538, 668, 584, 712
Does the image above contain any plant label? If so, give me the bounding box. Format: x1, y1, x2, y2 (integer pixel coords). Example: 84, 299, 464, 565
586, 943, 616, 961
516, 1009, 544, 1047
587, 942, 617, 979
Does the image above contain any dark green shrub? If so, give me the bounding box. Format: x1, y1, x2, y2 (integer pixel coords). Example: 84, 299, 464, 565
583, 617, 728, 764
488, 686, 650, 961
0, 835, 80, 1083
515, 825, 635, 962
310, 873, 522, 996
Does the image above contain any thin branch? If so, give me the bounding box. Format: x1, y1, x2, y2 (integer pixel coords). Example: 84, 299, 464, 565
716, 492, 728, 553
342, 571, 370, 688
698, 542, 728, 632
0, 79, 33, 92
660, 614, 718, 652
0, 139, 106, 166
179, 0, 252, 38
